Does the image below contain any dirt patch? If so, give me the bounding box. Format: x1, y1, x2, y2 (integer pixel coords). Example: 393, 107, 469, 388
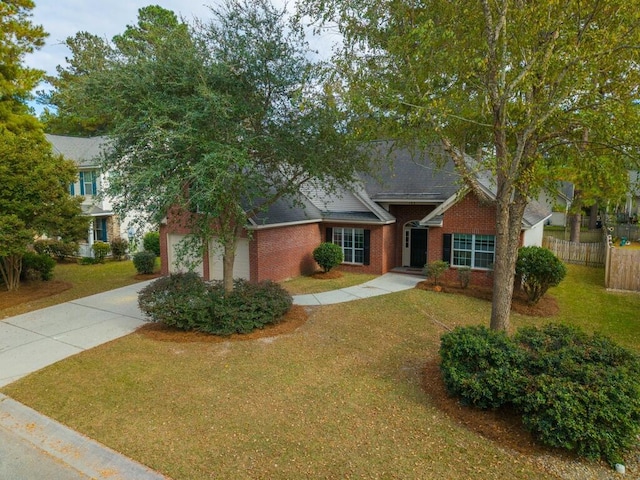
416, 280, 560, 317
136, 305, 309, 343
311, 270, 344, 280
0, 280, 72, 311
134, 272, 163, 281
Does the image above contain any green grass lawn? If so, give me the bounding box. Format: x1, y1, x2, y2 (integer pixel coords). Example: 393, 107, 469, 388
2, 265, 639, 479
282, 271, 378, 295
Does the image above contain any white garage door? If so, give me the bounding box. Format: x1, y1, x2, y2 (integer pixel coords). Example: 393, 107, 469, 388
167, 234, 204, 277
209, 238, 250, 280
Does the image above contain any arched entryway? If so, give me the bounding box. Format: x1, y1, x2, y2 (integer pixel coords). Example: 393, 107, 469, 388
402, 221, 428, 268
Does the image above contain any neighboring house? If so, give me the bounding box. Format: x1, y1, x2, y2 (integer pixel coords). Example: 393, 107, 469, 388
537, 181, 574, 227
160, 143, 551, 286
46, 134, 130, 256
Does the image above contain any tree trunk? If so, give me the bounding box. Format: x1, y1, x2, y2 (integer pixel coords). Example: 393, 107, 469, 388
222, 238, 237, 294
568, 189, 583, 242
0, 254, 22, 291
588, 203, 598, 230
490, 196, 526, 332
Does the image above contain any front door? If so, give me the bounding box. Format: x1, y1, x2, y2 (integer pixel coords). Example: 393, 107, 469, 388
410, 228, 427, 268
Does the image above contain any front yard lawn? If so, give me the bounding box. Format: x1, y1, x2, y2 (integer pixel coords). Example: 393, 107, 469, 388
2, 265, 640, 479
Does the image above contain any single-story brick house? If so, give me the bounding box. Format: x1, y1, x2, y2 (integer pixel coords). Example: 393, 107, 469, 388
160, 143, 551, 286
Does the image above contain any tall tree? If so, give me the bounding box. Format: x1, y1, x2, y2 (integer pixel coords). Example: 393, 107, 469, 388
301, 0, 640, 330
50, 3, 366, 293
0, 0, 86, 290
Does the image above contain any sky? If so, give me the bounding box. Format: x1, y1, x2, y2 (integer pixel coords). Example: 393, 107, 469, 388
25, 0, 338, 113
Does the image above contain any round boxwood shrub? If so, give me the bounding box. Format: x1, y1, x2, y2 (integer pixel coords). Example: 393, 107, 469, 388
439, 326, 527, 409
143, 231, 161, 257
313, 242, 343, 273
516, 246, 567, 304
138, 273, 292, 336
21, 252, 56, 281
133, 251, 156, 274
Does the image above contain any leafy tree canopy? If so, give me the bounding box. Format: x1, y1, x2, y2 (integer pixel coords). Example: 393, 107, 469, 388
300, 0, 640, 329
47, 2, 368, 292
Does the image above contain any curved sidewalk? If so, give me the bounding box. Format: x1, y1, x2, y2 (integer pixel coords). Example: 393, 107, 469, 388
292, 272, 423, 305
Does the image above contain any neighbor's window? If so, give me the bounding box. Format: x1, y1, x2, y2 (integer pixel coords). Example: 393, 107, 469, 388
80, 170, 98, 196
333, 227, 365, 264
452, 234, 495, 269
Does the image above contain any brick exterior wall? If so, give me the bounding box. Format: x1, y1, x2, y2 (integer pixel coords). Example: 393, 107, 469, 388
159, 191, 517, 287
433, 192, 499, 287
250, 223, 322, 282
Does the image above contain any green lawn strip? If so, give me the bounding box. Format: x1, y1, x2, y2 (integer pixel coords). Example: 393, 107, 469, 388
0, 260, 145, 318
3, 291, 547, 480
281, 271, 378, 295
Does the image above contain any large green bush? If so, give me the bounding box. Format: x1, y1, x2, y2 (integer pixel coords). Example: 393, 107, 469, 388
133, 251, 156, 274
92, 241, 111, 263
138, 273, 292, 335
515, 324, 640, 464
516, 246, 567, 304
110, 237, 129, 261
313, 242, 343, 273
143, 231, 161, 257
33, 239, 78, 260
439, 324, 640, 464
439, 326, 527, 409
21, 252, 56, 281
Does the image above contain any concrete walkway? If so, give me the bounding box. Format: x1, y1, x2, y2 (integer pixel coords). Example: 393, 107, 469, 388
0, 272, 422, 479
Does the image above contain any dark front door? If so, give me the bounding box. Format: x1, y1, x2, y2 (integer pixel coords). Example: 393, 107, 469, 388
410, 228, 427, 268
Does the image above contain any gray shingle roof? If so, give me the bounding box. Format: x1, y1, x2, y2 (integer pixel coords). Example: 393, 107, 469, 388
46, 134, 108, 168
359, 141, 462, 202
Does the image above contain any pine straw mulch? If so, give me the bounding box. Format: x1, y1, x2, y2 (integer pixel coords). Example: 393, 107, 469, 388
416, 279, 560, 317
0, 280, 73, 310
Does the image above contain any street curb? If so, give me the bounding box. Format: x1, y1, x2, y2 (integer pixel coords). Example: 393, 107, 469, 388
0, 394, 169, 480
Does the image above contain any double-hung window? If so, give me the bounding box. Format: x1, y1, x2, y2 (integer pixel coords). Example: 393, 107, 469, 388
332, 227, 365, 264
451, 234, 495, 269
78, 170, 98, 196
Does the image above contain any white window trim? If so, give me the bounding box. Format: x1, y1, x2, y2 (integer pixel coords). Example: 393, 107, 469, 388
451, 233, 495, 270
333, 227, 365, 265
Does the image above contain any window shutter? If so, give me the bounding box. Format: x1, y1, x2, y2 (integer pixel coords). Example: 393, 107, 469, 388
69, 183, 75, 195
101, 219, 108, 241
363, 229, 370, 265
325, 227, 333, 242
92, 172, 97, 194
79, 172, 85, 195
442, 234, 452, 264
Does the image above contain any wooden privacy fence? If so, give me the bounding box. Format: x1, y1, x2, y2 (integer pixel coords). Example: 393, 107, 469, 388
604, 239, 640, 292
542, 236, 606, 267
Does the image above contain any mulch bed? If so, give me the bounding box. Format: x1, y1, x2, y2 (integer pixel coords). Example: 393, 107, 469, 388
0, 280, 72, 311
136, 305, 309, 343
416, 280, 560, 317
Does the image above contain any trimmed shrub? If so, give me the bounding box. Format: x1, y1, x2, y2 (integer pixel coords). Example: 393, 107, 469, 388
33, 239, 54, 255
440, 326, 527, 409
516, 246, 567, 304
110, 237, 129, 261
313, 242, 343, 273
92, 241, 111, 263
515, 324, 640, 464
457, 266, 471, 288
33, 239, 78, 260
423, 260, 449, 285
440, 323, 640, 464
138, 274, 292, 336
138, 273, 211, 330
21, 252, 56, 281
133, 251, 156, 274
143, 231, 161, 257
